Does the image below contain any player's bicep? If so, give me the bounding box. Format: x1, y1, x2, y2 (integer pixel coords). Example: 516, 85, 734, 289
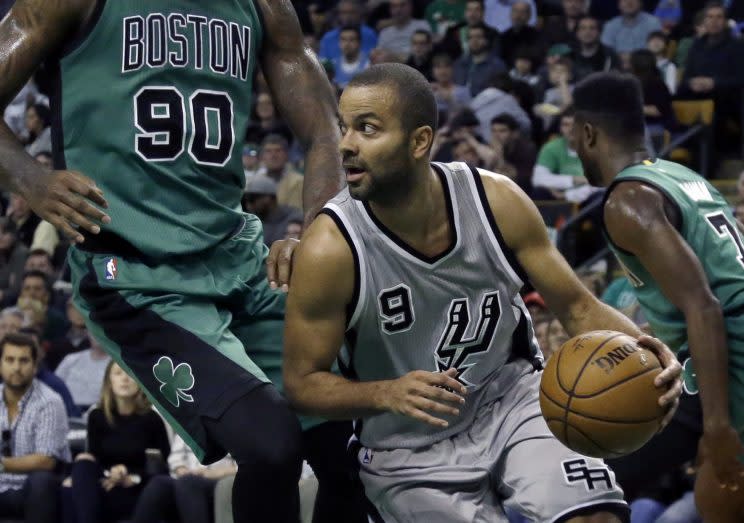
479, 170, 592, 312
605, 187, 717, 312
283, 216, 354, 380
0, 0, 91, 108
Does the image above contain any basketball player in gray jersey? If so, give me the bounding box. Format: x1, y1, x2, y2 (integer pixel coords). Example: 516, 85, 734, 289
283, 64, 683, 523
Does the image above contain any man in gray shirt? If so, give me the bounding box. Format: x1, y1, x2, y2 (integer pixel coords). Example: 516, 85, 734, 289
54, 333, 110, 412
376, 0, 431, 61
601, 0, 661, 54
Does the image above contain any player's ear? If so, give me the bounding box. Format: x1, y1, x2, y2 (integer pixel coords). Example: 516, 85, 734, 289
583, 121, 597, 148
411, 125, 434, 159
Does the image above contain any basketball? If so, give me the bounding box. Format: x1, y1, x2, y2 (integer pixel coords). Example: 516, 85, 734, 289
539, 330, 666, 458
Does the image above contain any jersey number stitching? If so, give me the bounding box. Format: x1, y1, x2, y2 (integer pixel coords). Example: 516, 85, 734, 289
705, 211, 744, 269
134, 86, 235, 166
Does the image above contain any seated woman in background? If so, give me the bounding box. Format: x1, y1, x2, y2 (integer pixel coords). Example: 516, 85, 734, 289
630, 49, 676, 155
62, 361, 171, 523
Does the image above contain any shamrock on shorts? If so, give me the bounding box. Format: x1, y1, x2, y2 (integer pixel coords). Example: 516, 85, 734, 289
153, 356, 195, 407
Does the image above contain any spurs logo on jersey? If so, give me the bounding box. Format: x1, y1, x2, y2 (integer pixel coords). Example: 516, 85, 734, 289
434, 292, 501, 385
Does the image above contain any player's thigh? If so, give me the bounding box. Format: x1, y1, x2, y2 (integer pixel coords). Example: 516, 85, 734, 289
357, 442, 505, 523
497, 419, 628, 523
74, 280, 269, 463
695, 460, 744, 523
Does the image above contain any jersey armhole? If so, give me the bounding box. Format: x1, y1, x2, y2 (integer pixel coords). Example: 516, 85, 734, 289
317, 207, 364, 329
464, 164, 530, 288
59, 0, 108, 59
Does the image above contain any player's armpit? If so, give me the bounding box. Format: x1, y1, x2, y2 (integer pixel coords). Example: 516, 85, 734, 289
477, 169, 640, 338
283, 214, 386, 420
256, 0, 343, 225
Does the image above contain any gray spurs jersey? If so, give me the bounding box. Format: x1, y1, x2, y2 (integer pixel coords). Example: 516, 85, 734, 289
321, 162, 542, 450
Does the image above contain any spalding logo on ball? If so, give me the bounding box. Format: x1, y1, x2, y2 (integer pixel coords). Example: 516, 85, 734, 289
539, 330, 666, 458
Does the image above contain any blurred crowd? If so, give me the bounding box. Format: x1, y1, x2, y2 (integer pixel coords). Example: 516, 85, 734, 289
2, 0, 744, 522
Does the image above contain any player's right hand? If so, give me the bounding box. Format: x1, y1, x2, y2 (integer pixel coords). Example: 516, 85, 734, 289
383, 368, 467, 427
267, 238, 299, 292
699, 424, 744, 491
19, 169, 110, 244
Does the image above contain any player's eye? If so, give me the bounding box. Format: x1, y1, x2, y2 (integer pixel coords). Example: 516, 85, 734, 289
362, 123, 376, 134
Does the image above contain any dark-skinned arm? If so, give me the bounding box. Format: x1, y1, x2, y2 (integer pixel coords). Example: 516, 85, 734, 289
283, 215, 466, 427
0, 0, 110, 243
257, 0, 343, 226
604, 182, 741, 486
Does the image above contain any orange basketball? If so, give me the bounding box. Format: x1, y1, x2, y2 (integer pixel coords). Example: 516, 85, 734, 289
539, 330, 666, 458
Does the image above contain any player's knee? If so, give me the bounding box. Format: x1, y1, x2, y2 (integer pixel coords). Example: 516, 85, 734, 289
73, 452, 96, 463
249, 411, 303, 477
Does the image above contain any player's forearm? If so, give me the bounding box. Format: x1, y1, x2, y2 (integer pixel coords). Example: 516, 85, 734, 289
2, 454, 56, 473
561, 295, 643, 339
286, 370, 390, 420
685, 302, 732, 427
302, 137, 344, 226
0, 120, 46, 194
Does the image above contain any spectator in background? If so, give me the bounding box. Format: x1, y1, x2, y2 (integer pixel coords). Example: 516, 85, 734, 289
54, 333, 110, 413
332, 26, 371, 88
453, 23, 506, 96
319, 0, 378, 62
532, 108, 599, 203
647, 31, 677, 94
62, 361, 170, 523
451, 137, 484, 165
132, 434, 237, 523
630, 49, 675, 153
425, 0, 467, 39
23, 104, 51, 158
0, 332, 69, 523
484, 0, 536, 32
469, 73, 532, 141
542, 0, 588, 48
285, 219, 304, 241
572, 16, 621, 81
0, 219, 27, 297
376, 0, 432, 61
678, 1, 744, 152
0, 308, 26, 339
241, 143, 260, 181
500, 0, 543, 66
509, 47, 542, 94
3, 80, 38, 140
431, 53, 472, 118
6, 194, 40, 248
674, 9, 706, 70
601, 0, 662, 54
242, 177, 303, 247
535, 57, 574, 131
405, 29, 435, 80
489, 113, 538, 193
45, 299, 89, 372
258, 134, 304, 211
244, 91, 291, 146
15, 271, 67, 342
438, 0, 500, 59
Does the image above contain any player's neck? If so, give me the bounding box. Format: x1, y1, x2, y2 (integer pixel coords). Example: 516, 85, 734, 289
604, 146, 648, 185
369, 165, 448, 245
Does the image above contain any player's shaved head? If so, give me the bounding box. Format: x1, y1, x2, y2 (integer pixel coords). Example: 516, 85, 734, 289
572, 72, 645, 144
346, 63, 438, 136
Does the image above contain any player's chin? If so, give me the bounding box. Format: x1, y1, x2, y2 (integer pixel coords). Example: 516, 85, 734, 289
348, 181, 371, 201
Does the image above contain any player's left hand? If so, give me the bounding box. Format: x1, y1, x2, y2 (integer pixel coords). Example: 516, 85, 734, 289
636, 334, 683, 430
266, 238, 299, 292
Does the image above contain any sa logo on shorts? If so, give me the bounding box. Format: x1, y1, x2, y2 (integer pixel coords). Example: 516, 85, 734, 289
153, 356, 195, 408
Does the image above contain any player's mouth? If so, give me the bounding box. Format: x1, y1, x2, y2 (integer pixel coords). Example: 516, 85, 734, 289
344, 166, 367, 183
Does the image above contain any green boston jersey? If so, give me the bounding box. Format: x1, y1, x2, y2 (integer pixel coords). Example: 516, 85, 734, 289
604, 159, 744, 352
55, 0, 263, 257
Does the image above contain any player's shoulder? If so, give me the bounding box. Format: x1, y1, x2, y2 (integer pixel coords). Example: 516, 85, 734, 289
14, 0, 96, 23
605, 179, 668, 225
298, 212, 355, 268
475, 167, 523, 198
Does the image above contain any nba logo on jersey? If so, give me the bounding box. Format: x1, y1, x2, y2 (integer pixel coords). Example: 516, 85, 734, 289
362, 448, 373, 464
105, 258, 118, 280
